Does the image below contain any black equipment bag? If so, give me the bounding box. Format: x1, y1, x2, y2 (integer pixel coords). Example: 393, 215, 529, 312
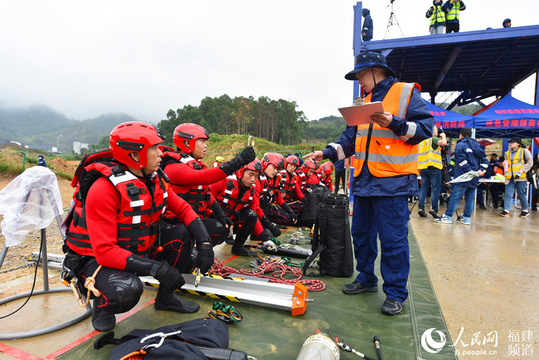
105, 318, 247, 360
302, 193, 353, 277
298, 185, 331, 227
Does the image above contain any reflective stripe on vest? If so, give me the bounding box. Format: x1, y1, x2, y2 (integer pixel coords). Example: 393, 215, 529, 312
353, 82, 419, 178
446, 3, 461, 21
430, 5, 446, 25
418, 138, 443, 170
66, 161, 167, 256
504, 148, 525, 180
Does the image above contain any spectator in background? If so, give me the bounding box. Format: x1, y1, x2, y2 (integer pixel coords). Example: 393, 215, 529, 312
434, 128, 488, 225
486, 154, 505, 209
499, 137, 532, 218
334, 159, 346, 194
417, 126, 447, 218
443, 0, 466, 33
531, 152, 538, 211
503, 18, 511, 28
427, 0, 446, 35
37, 154, 47, 167
362, 8, 373, 41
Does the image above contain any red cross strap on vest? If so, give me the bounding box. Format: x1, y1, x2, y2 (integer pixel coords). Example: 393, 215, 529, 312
65, 156, 168, 257
161, 150, 211, 217
257, 173, 270, 199
353, 82, 420, 178
214, 175, 255, 219
296, 171, 308, 191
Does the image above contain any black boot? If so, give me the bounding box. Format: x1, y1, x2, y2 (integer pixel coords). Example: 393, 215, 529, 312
231, 237, 256, 256
92, 303, 116, 332
154, 290, 200, 313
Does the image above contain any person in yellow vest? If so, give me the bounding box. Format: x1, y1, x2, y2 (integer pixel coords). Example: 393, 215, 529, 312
417, 126, 448, 218
305, 52, 434, 316
443, 0, 466, 33
499, 137, 532, 218
426, 0, 446, 35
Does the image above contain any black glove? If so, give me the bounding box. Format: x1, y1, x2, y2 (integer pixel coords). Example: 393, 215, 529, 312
125, 254, 185, 291
301, 196, 308, 204
212, 202, 233, 228
195, 243, 214, 274
219, 146, 256, 175
154, 261, 185, 291
260, 216, 281, 237
282, 202, 297, 222
268, 223, 281, 237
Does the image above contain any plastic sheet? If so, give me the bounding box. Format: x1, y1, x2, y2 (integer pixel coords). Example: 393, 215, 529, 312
0, 166, 64, 247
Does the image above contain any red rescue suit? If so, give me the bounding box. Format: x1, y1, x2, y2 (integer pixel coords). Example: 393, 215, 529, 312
211, 175, 266, 237
161, 150, 227, 218
66, 160, 198, 270
276, 169, 305, 202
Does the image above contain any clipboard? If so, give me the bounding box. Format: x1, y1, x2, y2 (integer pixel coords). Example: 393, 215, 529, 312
338, 102, 384, 126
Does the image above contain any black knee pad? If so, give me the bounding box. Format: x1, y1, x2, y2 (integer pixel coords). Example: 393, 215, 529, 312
108, 272, 143, 313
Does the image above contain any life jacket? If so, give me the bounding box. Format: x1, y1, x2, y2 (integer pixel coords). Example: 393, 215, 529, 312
430, 4, 446, 25
277, 170, 297, 201
296, 171, 308, 191
353, 82, 420, 178
65, 156, 168, 256
320, 174, 332, 188
258, 173, 270, 200
446, 2, 462, 21
504, 148, 526, 180
214, 175, 254, 219
161, 151, 211, 217
260, 175, 280, 205
418, 138, 443, 170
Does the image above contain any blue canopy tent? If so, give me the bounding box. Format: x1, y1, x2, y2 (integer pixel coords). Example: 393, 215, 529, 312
423, 99, 473, 138
473, 94, 539, 139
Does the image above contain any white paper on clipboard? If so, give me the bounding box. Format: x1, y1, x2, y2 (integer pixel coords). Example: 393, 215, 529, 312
338, 102, 384, 126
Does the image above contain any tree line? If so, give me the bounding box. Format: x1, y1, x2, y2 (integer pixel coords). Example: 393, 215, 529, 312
157, 95, 308, 146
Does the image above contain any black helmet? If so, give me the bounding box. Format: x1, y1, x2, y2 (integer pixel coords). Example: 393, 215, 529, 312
503, 18, 511, 27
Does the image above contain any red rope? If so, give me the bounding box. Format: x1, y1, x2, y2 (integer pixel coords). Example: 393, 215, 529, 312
210, 258, 325, 292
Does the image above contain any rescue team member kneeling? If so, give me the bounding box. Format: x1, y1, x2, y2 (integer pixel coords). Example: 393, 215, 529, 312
211, 159, 276, 257
64, 122, 214, 332
160, 122, 255, 246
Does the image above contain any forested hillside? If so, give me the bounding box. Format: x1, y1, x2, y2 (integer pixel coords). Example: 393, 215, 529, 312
158, 95, 308, 146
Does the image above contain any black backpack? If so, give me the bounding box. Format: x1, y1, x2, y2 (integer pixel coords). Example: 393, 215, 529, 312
302, 193, 354, 277
101, 318, 247, 360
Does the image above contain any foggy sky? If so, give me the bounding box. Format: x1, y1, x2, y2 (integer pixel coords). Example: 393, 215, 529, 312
0, 0, 537, 123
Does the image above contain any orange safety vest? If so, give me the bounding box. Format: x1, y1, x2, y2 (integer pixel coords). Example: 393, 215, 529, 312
353, 82, 420, 178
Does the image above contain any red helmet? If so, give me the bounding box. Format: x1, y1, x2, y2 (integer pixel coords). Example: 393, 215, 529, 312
301, 159, 318, 173
109, 121, 165, 169
236, 158, 262, 179
173, 123, 209, 154
261, 152, 285, 170
320, 162, 334, 175
285, 155, 300, 167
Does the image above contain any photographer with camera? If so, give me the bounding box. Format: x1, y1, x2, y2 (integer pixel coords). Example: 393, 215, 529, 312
426, 0, 446, 35
417, 126, 447, 219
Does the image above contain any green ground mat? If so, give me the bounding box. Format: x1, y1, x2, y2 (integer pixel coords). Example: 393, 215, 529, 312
55, 224, 457, 360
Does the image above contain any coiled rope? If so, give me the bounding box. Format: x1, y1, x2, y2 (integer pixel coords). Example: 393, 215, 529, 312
210, 257, 325, 292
